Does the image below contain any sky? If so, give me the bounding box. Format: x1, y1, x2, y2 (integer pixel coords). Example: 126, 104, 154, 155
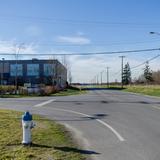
0, 0, 160, 83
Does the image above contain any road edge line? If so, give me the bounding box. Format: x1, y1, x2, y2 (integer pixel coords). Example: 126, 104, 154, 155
52, 108, 125, 142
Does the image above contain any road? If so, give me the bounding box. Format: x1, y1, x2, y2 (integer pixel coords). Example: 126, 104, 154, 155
0, 90, 160, 160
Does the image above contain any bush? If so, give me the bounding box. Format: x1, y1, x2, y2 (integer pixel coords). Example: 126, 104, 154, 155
0, 85, 16, 94
39, 86, 56, 96
19, 86, 57, 96
67, 85, 80, 91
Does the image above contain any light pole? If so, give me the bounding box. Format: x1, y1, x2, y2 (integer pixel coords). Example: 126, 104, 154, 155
150, 31, 160, 35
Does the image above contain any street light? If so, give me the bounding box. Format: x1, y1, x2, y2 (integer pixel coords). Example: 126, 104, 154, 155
149, 31, 160, 35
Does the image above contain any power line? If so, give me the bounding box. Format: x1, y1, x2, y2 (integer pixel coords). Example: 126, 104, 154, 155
114, 69, 122, 76
114, 54, 160, 75
0, 48, 159, 56
131, 54, 160, 70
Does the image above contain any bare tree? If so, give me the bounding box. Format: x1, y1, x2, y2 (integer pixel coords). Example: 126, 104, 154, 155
152, 70, 160, 84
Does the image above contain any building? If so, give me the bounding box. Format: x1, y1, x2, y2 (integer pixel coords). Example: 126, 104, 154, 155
0, 59, 67, 87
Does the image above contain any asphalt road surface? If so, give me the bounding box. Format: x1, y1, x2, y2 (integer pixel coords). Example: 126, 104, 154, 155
0, 90, 160, 160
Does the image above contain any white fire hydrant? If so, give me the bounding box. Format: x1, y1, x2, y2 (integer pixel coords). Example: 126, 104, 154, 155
22, 111, 35, 145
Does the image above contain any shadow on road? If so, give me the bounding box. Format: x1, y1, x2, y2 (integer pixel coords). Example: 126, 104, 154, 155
55, 100, 160, 105
52, 113, 108, 122
81, 87, 125, 91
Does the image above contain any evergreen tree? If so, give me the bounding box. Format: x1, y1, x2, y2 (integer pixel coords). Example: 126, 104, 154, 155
122, 62, 131, 85
143, 61, 153, 83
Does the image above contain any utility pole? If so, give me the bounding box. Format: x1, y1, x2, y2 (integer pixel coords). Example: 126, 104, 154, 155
106, 67, 110, 88
100, 71, 103, 85
119, 56, 125, 88
94, 76, 97, 85
97, 75, 99, 85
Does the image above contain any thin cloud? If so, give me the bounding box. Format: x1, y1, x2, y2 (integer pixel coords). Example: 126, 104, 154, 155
56, 35, 91, 45
0, 40, 159, 83
67, 54, 160, 83
0, 40, 15, 53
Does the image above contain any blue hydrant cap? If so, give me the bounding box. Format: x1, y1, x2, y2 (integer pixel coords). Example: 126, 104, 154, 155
22, 111, 32, 121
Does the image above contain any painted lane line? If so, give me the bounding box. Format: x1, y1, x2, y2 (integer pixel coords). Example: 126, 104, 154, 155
152, 105, 160, 110
33, 99, 125, 141
34, 99, 56, 107
96, 119, 125, 142
51, 108, 125, 142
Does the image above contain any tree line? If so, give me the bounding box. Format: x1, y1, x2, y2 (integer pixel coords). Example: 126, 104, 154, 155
122, 61, 160, 85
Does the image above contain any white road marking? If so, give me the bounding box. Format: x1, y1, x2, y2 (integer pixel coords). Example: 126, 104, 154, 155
51, 108, 125, 142
34, 99, 56, 107
152, 105, 160, 110
33, 99, 125, 141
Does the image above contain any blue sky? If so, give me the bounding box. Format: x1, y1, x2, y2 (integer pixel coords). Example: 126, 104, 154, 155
0, 0, 160, 82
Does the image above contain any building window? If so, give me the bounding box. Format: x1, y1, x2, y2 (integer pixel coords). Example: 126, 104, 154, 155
27, 64, 39, 76
10, 64, 23, 76
44, 64, 54, 76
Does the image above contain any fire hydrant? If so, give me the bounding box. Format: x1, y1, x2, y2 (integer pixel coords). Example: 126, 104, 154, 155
22, 111, 35, 145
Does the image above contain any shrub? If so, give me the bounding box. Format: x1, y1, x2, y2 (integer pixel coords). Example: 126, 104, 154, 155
0, 85, 15, 94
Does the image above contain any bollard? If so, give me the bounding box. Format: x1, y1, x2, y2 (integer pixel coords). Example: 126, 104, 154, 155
22, 111, 35, 145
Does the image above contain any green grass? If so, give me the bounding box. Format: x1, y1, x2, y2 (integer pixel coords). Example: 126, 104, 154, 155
124, 85, 160, 97
74, 84, 160, 97
0, 94, 29, 98
0, 110, 86, 160
52, 89, 87, 96
0, 94, 47, 98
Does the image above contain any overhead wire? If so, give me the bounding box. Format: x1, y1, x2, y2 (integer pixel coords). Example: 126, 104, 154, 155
0, 48, 159, 56
113, 54, 160, 76
131, 54, 160, 70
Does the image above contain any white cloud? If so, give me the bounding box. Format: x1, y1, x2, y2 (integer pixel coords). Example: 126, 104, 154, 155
67, 54, 160, 83
56, 35, 91, 45
0, 40, 39, 60
68, 55, 121, 83
0, 39, 159, 83
0, 40, 15, 53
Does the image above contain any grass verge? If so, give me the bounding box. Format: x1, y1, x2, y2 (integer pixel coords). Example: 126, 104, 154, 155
123, 85, 160, 97
0, 109, 86, 160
